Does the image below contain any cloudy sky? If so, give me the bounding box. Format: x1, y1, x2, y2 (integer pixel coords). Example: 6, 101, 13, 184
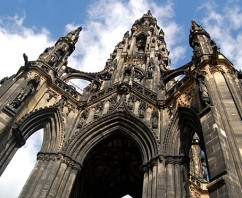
0, 0, 242, 197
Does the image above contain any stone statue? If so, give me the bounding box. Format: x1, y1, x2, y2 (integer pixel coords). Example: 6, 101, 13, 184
196, 72, 210, 106
10, 76, 40, 109
151, 110, 159, 129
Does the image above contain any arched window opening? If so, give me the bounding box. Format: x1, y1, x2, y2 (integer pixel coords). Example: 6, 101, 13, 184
70, 132, 143, 198
189, 133, 209, 198
134, 69, 143, 82
66, 78, 90, 94
0, 130, 43, 197
136, 33, 147, 53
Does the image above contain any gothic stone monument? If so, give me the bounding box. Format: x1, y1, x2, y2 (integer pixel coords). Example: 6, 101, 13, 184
0, 11, 242, 198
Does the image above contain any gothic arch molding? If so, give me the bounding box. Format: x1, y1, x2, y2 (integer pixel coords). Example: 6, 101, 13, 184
13, 106, 65, 152
164, 107, 204, 156
63, 111, 158, 165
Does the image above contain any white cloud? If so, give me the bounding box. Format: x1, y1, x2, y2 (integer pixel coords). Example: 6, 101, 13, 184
199, 1, 242, 69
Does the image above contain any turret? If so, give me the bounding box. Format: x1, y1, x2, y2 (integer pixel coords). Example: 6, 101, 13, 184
189, 20, 218, 61
37, 27, 82, 75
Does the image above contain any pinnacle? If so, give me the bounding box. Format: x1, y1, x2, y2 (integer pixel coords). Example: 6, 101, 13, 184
66, 26, 82, 44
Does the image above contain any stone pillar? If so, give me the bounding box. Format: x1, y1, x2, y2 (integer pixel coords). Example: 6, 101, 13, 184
156, 157, 166, 197
166, 161, 175, 198
142, 167, 149, 198
19, 153, 81, 198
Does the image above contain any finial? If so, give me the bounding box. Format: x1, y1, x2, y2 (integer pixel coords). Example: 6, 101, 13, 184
66, 27, 82, 44
190, 20, 205, 34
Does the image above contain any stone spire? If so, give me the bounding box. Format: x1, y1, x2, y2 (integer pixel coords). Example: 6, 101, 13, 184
37, 27, 82, 71
189, 20, 218, 61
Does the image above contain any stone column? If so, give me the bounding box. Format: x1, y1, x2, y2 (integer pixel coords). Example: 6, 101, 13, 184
19, 153, 81, 198
156, 157, 166, 197
166, 158, 175, 198
142, 167, 149, 198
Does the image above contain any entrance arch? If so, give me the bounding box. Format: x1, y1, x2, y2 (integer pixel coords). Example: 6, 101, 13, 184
71, 132, 143, 198
65, 112, 159, 198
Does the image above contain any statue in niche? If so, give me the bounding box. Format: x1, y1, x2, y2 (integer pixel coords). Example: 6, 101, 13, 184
109, 95, 118, 111
147, 58, 155, 78
196, 72, 210, 106
107, 59, 117, 76
151, 110, 159, 129
136, 34, 146, 53
127, 95, 135, 110
158, 77, 165, 90
94, 102, 104, 119
191, 39, 202, 60
138, 101, 146, 118
77, 109, 89, 128
134, 70, 143, 82
10, 76, 40, 109
123, 65, 132, 81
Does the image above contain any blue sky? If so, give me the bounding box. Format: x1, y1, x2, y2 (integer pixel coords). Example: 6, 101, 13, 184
0, 0, 242, 197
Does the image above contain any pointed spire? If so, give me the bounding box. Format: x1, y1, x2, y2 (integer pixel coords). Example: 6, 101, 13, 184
66, 27, 82, 44
190, 20, 209, 37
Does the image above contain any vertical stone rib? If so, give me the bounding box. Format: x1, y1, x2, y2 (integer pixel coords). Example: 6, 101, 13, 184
174, 164, 181, 197
47, 161, 65, 197
56, 165, 73, 197
156, 161, 166, 197
0, 140, 17, 176
62, 167, 78, 197
166, 163, 175, 198
151, 164, 157, 198
142, 171, 149, 198
147, 169, 152, 197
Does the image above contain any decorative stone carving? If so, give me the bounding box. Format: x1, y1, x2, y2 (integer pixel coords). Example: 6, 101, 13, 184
138, 101, 146, 118
117, 83, 130, 95
136, 34, 146, 53
196, 72, 210, 106
94, 101, 104, 119
151, 109, 159, 129
10, 76, 40, 109
77, 109, 89, 128
147, 58, 155, 78
109, 95, 118, 111
127, 94, 136, 110
46, 90, 58, 102
12, 123, 25, 147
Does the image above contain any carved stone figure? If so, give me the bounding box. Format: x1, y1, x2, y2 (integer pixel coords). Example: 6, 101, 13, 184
196, 72, 210, 106
94, 102, 104, 119
138, 101, 146, 118
109, 95, 118, 111
77, 109, 89, 128
10, 76, 40, 109
151, 110, 159, 129
136, 34, 146, 52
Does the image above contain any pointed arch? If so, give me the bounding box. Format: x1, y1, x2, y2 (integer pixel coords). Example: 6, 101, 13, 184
14, 106, 65, 152
164, 107, 204, 156
63, 111, 158, 165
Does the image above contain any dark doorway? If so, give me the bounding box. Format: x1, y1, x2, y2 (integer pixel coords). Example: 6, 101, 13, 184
70, 132, 143, 198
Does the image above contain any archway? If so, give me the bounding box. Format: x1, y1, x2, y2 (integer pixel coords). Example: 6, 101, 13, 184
70, 132, 143, 198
